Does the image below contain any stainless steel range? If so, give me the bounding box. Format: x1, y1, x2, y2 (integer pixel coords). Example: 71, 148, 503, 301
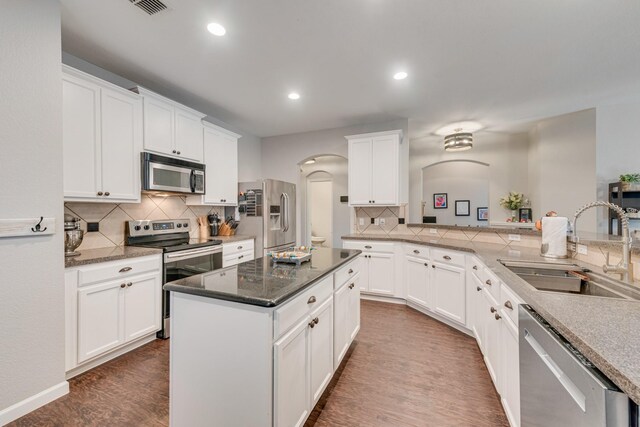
125, 218, 223, 338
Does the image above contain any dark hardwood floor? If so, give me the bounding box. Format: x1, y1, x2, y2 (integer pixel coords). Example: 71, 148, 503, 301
11, 300, 508, 427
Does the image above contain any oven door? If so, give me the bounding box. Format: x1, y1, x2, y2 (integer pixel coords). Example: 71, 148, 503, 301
160, 246, 223, 338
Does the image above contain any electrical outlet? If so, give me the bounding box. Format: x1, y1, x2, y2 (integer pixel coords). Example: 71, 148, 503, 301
87, 222, 99, 232
379, 218, 386, 226
370, 218, 375, 224
508, 234, 521, 242
508, 249, 521, 257
359, 218, 364, 226
430, 228, 438, 234
577, 244, 588, 255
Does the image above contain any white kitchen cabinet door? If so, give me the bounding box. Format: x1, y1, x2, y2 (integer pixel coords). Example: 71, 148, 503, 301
333, 283, 350, 369
405, 255, 430, 309
368, 252, 395, 296
204, 127, 238, 205
432, 262, 466, 325
347, 276, 361, 342
309, 298, 334, 405
274, 318, 310, 427
62, 74, 101, 199
358, 254, 370, 292
470, 274, 485, 350
348, 138, 372, 206
100, 87, 142, 202
77, 280, 124, 363
370, 136, 399, 205
123, 273, 161, 342
174, 106, 204, 162
481, 289, 500, 388
142, 95, 174, 156
500, 316, 520, 427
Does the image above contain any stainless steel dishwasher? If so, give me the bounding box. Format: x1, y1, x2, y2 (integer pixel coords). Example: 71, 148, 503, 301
519, 305, 633, 427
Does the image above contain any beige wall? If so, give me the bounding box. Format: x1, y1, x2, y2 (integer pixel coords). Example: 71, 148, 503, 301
0, 0, 66, 417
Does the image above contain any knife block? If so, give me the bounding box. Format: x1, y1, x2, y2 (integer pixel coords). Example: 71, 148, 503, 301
218, 222, 235, 236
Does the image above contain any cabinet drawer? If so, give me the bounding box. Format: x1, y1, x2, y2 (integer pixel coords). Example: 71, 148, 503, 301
430, 248, 465, 267
334, 259, 360, 289
274, 275, 333, 339
500, 283, 523, 327
78, 255, 161, 287
404, 244, 429, 259
222, 239, 254, 257
342, 240, 394, 253
223, 249, 254, 267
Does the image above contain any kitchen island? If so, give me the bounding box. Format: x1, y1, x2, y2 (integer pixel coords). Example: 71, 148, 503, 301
164, 248, 361, 427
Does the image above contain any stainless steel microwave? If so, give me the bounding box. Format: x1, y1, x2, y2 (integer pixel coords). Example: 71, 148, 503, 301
141, 152, 205, 195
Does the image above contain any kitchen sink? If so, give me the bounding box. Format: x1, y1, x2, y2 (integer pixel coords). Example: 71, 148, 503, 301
498, 260, 639, 300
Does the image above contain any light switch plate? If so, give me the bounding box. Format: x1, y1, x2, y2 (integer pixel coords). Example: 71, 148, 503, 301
430, 228, 438, 234
508, 234, 521, 242
577, 244, 588, 255
379, 218, 386, 226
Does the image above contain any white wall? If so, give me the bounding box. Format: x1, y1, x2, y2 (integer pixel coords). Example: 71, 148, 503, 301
308, 180, 333, 245
0, 1, 67, 420
61, 52, 263, 183
596, 100, 640, 232
409, 132, 530, 224
262, 119, 409, 242
422, 161, 490, 226
528, 109, 597, 231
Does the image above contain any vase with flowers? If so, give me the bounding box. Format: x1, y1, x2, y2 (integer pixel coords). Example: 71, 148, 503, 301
500, 191, 529, 222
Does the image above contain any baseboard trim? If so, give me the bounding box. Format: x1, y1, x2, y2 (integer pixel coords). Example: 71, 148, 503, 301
0, 381, 69, 425
360, 293, 406, 305
66, 333, 157, 380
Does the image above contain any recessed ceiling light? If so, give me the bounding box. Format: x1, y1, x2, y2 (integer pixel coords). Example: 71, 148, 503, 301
435, 121, 483, 136
393, 71, 408, 80
207, 22, 226, 36
304, 159, 316, 165
288, 92, 301, 100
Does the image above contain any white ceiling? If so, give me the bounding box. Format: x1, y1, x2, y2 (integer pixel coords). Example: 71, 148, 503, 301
60, 0, 640, 138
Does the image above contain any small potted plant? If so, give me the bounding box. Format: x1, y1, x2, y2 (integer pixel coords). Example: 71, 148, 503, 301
620, 174, 640, 191
500, 191, 529, 222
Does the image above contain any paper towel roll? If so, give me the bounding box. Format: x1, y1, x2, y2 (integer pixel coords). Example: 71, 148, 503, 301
541, 216, 568, 258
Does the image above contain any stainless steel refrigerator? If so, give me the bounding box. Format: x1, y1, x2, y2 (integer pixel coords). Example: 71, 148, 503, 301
238, 179, 296, 256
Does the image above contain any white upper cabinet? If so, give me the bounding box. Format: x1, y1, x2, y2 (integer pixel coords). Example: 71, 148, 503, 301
346, 130, 407, 206
135, 87, 205, 163
62, 66, 142, 203
186, 122, 241, 206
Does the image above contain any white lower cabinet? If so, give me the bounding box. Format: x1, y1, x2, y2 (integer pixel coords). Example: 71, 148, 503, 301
500, 315, 520, 427
479, 288, 501, 386
405, 255, 432, 309
334, 273, 361, 368
309, 298, 334, 405
67, 255, 162, 373
222, 239, 255, 267
432, 261, 466, 325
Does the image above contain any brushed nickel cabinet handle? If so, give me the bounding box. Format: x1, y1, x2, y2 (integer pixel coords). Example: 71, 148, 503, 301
308, 321, 315, 328
238, 246, 243, 250
413, 249, 420, 254
348, 283, 355, 289
119, 267, 132, 273
476, 286, 482, 292
495, 313, 502, 320
126, 282, 133, 287
348, 269, 353, 274
307, 296, 316, 304
120, 283, 126, 288
490, 307, 497, 313
485, 279, 492, 286
238, 255, 244, 259
504, 301, 513, 310
313, 317, 319, 325
365, 245, 372, 249
443, 255, 452, 261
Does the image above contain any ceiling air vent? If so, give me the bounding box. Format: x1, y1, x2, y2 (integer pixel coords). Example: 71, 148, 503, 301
129, 0, 167, 15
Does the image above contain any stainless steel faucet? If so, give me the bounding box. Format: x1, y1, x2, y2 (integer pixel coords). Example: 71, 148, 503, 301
572, 201, 634, 282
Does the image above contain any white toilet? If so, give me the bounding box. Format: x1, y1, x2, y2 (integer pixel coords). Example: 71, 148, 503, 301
311, 235, 327, 247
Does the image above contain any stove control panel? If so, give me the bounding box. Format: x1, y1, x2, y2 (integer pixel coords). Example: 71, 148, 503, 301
127, 219, 191, 237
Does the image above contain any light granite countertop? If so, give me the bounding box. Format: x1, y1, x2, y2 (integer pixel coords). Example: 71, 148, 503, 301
343, 233, 640, 405
211, 235, 256, 244
64, 246, 162, 268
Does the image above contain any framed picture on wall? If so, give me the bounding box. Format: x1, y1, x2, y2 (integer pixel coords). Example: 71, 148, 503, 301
519, 208, 533, 222
455, 200, 470, 216
477, 207, 489, 221
433, 193, 448, 209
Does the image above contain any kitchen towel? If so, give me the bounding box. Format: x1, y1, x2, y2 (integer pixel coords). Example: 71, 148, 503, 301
541, 216, 568, 258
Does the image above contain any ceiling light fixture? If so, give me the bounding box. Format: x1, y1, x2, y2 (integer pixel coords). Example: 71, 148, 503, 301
444, 132, 473, 152
304, 159, 316, 165
288, 92, 301, 100
207, 22, 226, 36
393, 71, 408, 80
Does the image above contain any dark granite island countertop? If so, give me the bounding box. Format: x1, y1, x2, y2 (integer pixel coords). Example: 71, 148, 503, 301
164, 247, 361, 307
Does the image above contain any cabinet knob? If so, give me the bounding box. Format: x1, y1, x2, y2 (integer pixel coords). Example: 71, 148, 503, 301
97, 191, 103, 196
495, 313, 502, 320
177, 151, 181, 155
473, 265, 478, 270
476, 286, 482, 292
432, 264, 435, 269
413, 250, 420, 254
490, 307, 497, 313
238, 255, 244, 259
348, 269, 353, 274
308, 321, 315, 328
485, 279, 492, 286
172, 150, 177, 154
104, 192, 110, 196
372, 200, 375, 203
313, 317, 319, 325
120, 283, 126, 288
504, 300, 513, 310
307, 296, 316, 304
238, 246, 243, 250
424, 263, 428, 267
348, 283, 355, 289
443, 255, 452, 261
126, 282, 133, 287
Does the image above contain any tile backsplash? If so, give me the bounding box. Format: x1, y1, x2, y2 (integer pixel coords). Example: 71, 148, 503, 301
65, 195, 223, 250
